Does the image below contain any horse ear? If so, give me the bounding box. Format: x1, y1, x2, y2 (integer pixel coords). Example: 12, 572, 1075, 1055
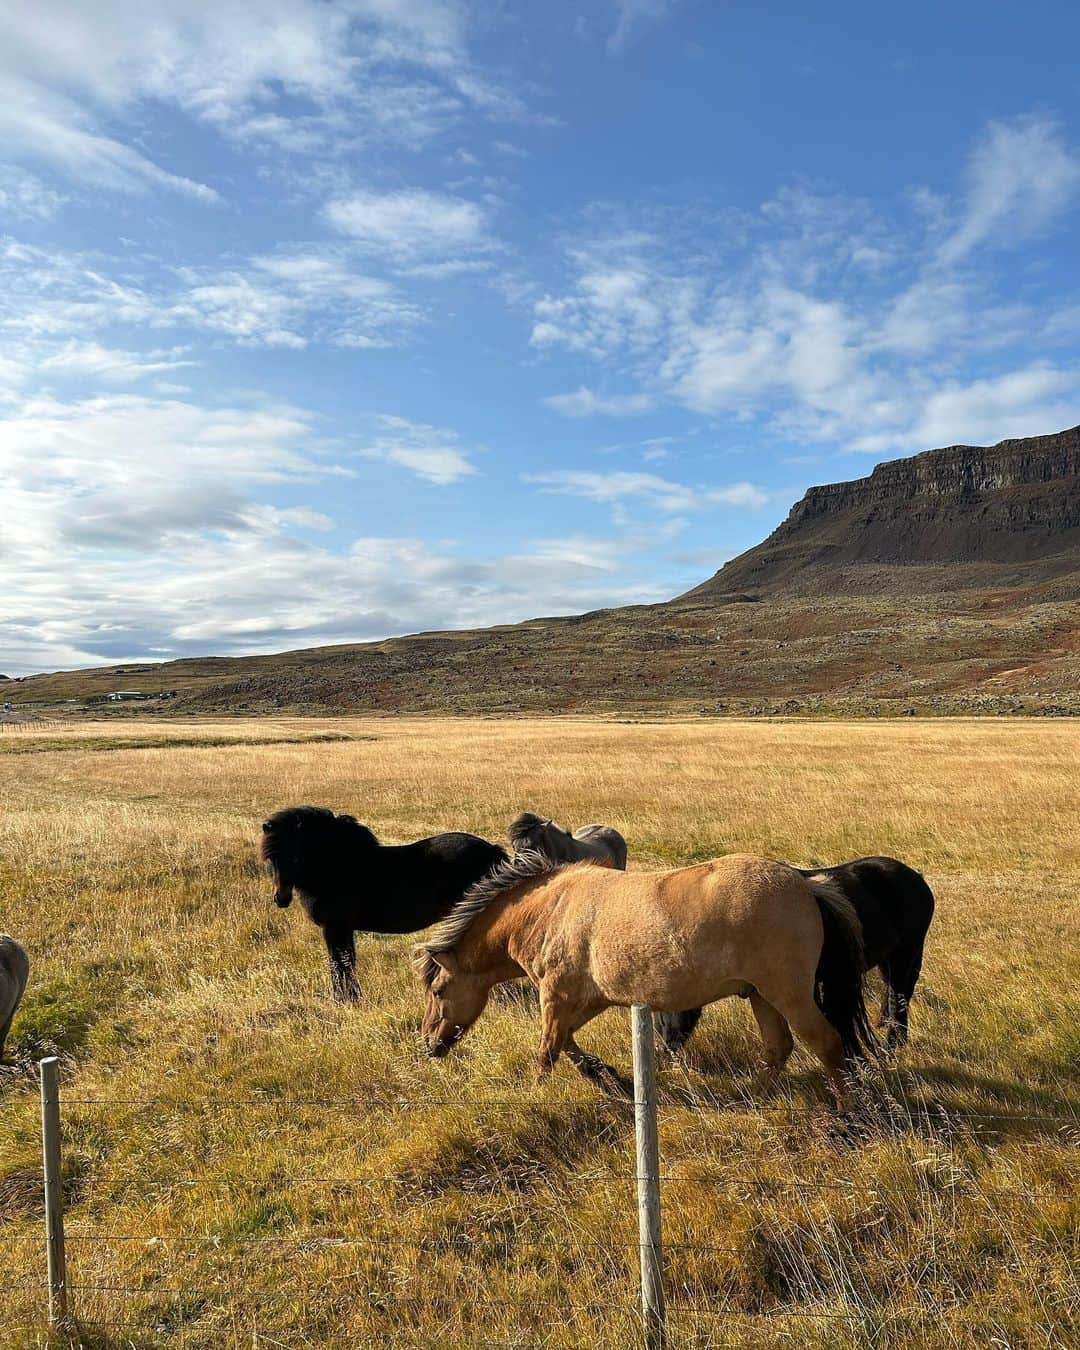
430, 949, 459, 975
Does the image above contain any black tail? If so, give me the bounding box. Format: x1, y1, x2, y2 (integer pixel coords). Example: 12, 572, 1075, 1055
808, 878, 878, 1062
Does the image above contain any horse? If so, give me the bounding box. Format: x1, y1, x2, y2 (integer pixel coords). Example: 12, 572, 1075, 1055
0, 935, 30, 1060
415, 851, 876, 1105
260, 807, 507, 1002
655, 856, 934, 1056
509, 812, 628, 869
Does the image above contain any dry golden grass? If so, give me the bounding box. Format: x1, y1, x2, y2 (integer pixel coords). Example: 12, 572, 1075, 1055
0, 716, 1077, 1348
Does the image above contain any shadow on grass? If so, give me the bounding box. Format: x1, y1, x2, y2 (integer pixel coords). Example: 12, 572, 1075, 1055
653, 1043, 1079, 1142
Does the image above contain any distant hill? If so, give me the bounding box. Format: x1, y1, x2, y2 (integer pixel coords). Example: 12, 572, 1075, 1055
683, 426, 1080, 601
12, 427, 1080, 718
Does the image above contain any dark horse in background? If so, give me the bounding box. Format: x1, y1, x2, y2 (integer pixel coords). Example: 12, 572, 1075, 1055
261, 807, 507, 1002
509, 811, 628, 870
656, 856, 935, 1056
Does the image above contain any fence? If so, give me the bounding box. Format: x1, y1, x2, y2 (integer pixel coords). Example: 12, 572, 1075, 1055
6, 1019, 1078, 1347
0, 718, 58, 733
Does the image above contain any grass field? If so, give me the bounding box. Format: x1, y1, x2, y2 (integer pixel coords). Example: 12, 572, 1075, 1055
0, 716, 1077, 1348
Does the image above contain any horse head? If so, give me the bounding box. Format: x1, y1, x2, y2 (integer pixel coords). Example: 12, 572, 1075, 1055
260, 807, 379, 908
509, 811, 572, 859
414, 948, 491, 1057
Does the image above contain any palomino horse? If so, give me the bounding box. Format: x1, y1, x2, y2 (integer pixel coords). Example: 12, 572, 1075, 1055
657, 855, 934, 1056
509, 812, 628, 870
261, 807, 506, 1002
416, 852, 876, 1104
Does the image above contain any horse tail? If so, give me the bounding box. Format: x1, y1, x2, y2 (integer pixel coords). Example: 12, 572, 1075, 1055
807, 876, 878, 1062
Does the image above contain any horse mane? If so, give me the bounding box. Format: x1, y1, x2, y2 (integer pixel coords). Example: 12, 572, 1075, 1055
508, 812, 553, 850
413, 848, 559, 987
260, 806, 378, 861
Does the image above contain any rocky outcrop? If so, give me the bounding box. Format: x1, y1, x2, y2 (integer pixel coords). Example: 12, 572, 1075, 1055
682, 426, 1080, 599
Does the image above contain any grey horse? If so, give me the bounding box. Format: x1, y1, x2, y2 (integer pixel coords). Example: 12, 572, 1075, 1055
0, 935, 30, 1060
508, 812, 628, 870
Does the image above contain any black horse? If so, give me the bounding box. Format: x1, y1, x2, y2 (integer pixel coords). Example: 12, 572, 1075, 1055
260, 806, 507, 1002
656, 855, 934, 1056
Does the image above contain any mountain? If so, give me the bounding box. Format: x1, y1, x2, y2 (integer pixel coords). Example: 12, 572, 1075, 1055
10, 427, 1080, 718
684, 426, 1080, 601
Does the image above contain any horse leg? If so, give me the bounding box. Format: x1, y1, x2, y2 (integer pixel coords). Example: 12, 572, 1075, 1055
535, 986, 575, 1081
565, 1028, 634, 1098
748, 992, 794, 1097
655, 1007, 702, 1053
536, 995, 631, 1096
877, 965, 894, 1029
882, 938, 926, 1055
755, 980, 850, 1108
323, 925, 360, 1003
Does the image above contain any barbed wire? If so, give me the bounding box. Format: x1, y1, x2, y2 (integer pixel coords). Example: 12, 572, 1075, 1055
0, 1230, 745, 1257
54, 1092, 1079, 1124
40, 1168, 1074, 1203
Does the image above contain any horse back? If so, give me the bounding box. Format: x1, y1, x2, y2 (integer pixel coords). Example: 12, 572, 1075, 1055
571, 824, 628, 870
377, 833, 508, 931
799, 856, 933, 969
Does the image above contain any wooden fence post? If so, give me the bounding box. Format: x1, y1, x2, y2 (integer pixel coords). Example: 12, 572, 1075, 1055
40, 1056, 68, 1327
631, 1005, 665, 1350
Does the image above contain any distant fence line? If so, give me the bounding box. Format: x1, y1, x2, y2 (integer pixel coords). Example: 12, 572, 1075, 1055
5, 1026, 1075, 1347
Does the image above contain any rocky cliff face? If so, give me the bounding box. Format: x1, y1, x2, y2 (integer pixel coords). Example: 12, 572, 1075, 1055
682, 426, 1080, 599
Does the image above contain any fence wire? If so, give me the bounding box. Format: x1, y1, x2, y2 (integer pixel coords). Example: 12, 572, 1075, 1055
3, 1070, 1075, 1343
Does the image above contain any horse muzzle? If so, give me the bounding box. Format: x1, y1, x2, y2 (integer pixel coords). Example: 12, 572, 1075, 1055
273, 886, 294, 909
424, 1024, 464, 1058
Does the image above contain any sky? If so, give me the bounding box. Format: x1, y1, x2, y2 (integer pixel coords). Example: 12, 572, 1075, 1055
2, 1, 1080, 676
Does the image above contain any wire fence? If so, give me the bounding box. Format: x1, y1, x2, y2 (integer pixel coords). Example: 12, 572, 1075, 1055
0, 717, 59, 734
2, 1031, 1076, 1348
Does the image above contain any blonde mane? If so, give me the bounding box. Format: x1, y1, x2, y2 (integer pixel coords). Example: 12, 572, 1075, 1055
413, 849, 560, 986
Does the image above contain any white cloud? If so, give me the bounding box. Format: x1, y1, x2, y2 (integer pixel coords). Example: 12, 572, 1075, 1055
939, 117, 1080, 264
324, 188, 490, 263
0, 390, 677, 675
528, 116, 1080, 456
0, 79, 220, 201
0, 240, 422, 356
610, 0, 682, 51
524, 469, 768, 513
379, 446, 477, 485
852, 365, 1080, 454
0, 1, 524, 200
0, 164, 64, 220
544, 386, 655, 417
357, 415, 478, 485
40, 341, 195, 383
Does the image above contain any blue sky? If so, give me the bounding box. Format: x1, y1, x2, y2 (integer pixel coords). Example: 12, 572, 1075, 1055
3, 1, 1080, 675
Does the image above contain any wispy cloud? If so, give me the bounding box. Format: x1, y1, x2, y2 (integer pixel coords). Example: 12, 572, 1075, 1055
0, 1, 525, 200
0, 163, 64, 219
544, 386, 655, 416
530, 116, 1080, 454
0, 240, 423, 357
609, 0, 682, 51
0, 391, 670, 675
324, 189, 491, 265
938, 117, 1080, 264
524, 469, 768, 513
358, 415, 478, 485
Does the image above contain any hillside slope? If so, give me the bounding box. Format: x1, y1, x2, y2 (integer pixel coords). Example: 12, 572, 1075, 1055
10, 428, 1080, 717
683, 426, 1080, 600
